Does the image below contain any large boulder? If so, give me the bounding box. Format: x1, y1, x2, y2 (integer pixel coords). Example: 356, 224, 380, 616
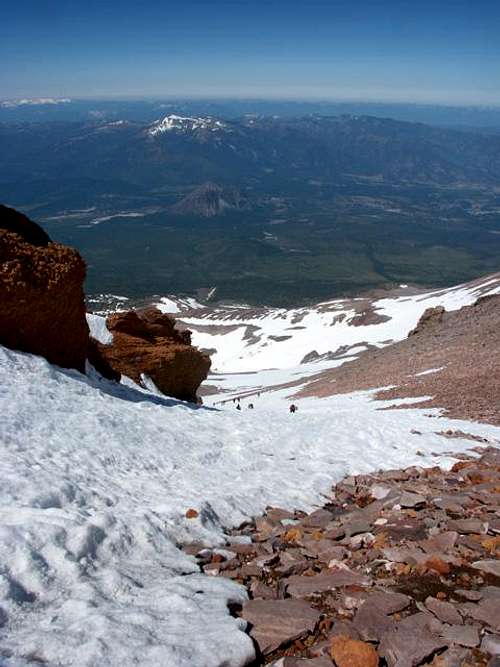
0, 205, 89, 371
96, 308, 211, 402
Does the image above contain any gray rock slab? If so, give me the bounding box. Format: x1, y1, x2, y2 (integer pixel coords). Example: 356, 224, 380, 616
399, 491, 427, 508
481, 633, 500, 656
448, 519, 488, 535
286, 570, 371, 598
425, 596, 463, 625
440, 623, 480, 647
472, 560, 500, 578
462, 598, 500, 631
241, 598, 320, 655
270, 658, 332, 667
299, 509, 334, 529
250, 580, 277, 600
379, 625, 447, 667
419, 531, 458, 553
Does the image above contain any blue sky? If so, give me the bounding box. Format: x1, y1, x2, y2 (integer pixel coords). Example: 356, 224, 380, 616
1, 0, 499, 105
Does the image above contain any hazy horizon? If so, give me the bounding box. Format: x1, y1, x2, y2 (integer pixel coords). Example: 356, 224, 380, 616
2, 0, 499, 106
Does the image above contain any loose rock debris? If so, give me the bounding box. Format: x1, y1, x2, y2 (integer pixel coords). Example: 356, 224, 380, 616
183, 447, 500, 666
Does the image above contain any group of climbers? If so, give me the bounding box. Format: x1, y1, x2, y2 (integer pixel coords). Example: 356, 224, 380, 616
214, 394, 298, 413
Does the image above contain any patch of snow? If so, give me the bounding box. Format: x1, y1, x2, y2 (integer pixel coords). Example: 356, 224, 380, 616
156, 296, 205, 314
86, 313, 113, 345
414, 366, 445, 377
90, 212, 146, 226
178, 274, 500, 373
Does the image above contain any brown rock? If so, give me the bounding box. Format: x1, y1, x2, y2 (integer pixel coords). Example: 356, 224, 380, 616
185, 508, 199, 519
0, 206, 89, 371
330, 634, 378, 667
419, 531, 458, 554
424, 556, 451, 575
408, 306, 445, 337
241, 598, 320, 655
250, 580, 277, 600
300, 509, 334, 529
87, 337, 121, 381
0, 204, 51, 246
99, 308, 211, 402
275, 550, 310, 577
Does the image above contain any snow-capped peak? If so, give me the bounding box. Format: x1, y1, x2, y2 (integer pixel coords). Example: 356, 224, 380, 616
148, 114, 226, 136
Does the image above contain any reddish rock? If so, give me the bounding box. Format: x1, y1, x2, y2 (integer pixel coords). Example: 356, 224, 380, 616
87, 337, 120, 381
99, 308, 211, 402
185, 509, 199, 519
0, 204, 51, 246
0, 205, 89, 371
424, 555, 451, 575
330, 634, 379, 667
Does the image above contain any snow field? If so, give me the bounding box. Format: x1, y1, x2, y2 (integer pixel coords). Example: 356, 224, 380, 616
179, 275, 500, 372
1, 345, 500, 666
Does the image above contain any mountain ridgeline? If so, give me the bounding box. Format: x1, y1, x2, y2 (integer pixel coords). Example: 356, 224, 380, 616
1, 113, 500, 304
2, 114, 500, 187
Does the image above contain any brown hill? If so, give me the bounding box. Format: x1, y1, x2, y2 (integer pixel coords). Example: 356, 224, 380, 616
298, 295, 500, 425
171, 182, 249, 217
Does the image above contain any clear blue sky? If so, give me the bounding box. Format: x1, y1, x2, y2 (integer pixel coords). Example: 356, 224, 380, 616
1, 0, 499, 105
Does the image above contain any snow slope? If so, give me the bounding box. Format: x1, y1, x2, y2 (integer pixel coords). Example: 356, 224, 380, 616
161, 274, 500, 373
1, 344, 500, 666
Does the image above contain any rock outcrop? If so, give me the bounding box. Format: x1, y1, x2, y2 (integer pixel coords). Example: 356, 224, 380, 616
96, 308, 211, 401
0, 205, 89, 371
408, 305, 445, 337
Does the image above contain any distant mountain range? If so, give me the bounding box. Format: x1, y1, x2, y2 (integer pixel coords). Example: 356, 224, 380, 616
1, 113, 500, 305
2, 113, 500, 190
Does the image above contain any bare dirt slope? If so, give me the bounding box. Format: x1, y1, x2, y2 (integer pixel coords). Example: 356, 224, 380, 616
298, 295, 500, 425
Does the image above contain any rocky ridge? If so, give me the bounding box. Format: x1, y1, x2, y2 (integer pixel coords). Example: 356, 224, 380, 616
0, 204, 210, 401
0, 204, 89, 371
95, 308, 211, 402
183, 447, 500, 666
298, 294, 500, 426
